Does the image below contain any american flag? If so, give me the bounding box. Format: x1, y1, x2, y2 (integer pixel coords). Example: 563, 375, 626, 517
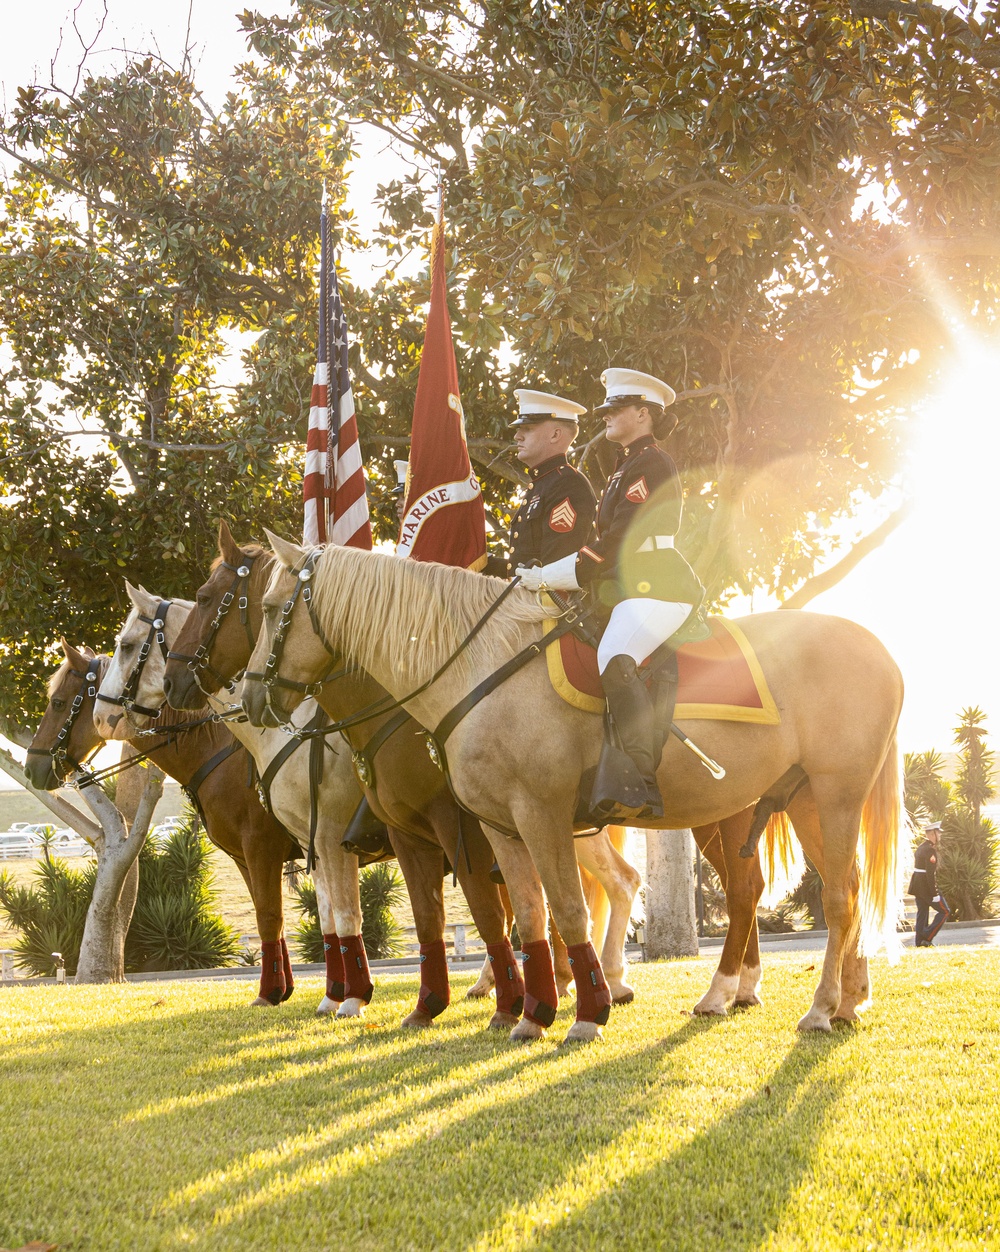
302, 201, 372, 548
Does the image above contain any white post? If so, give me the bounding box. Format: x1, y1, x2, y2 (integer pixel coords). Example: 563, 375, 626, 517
453, 924, 467, 957
644, 828, 698, 958
0, 950, 14, 982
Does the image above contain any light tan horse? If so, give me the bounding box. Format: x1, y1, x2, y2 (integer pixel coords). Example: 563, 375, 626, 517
242, 537, 904, 1043
93, 585, 374, 1017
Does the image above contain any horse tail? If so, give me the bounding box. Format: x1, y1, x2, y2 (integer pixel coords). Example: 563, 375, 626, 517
859, 731, 905, 958
584, 825, 625, 954
759, 809, 805, 908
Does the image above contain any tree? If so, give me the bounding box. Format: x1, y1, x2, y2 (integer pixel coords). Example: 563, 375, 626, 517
244, 0, 1000, 605
0, 57, 351, 738
940, 707, 998, 920
903, 711, 999, 921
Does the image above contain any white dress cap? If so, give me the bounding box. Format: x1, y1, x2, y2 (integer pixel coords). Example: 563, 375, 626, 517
599, 368, 676, 410
393, 460, 409, 487
511, 388, 587, 426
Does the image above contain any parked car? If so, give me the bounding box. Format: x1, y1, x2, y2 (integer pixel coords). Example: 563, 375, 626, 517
150, 816, 186, 844
0, 832, 40, 860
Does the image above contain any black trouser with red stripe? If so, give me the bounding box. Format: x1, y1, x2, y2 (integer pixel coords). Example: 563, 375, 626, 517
915, 894, 950, 945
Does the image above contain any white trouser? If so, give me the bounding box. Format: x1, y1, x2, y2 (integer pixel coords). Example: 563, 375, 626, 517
597, 598, 694, 673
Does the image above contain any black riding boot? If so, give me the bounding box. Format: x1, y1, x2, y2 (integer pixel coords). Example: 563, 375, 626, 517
601, 654, 664, 819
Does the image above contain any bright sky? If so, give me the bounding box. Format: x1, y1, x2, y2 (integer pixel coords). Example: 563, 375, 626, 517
3, 1, 1000, 776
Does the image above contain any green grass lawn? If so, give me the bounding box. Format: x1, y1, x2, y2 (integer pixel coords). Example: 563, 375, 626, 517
1, 949, 997, 1252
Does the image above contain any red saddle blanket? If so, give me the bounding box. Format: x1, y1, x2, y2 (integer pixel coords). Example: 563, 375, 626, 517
544, 615, 780, 724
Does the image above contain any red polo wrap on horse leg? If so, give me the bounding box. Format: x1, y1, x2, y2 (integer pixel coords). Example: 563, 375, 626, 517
339, 934, 374, 1004
486, 939, 525, 1017
521, 939, 558, 1027
417, 940, 450, 1018
259, 939, 286, 1005
567, 941, 612, 1025
279, 937, 295, 1002
323, 933, 345, 1002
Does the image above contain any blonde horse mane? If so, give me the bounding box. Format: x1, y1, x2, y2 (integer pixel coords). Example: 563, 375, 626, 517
310, 547, 549, 684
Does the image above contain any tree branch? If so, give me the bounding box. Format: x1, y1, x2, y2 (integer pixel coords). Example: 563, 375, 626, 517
0, 739, 102, 841
779, 502, 912, 609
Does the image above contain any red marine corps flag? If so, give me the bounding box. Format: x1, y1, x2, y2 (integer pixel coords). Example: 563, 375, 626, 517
302, 196, 373, 549
396, 211, 486, 569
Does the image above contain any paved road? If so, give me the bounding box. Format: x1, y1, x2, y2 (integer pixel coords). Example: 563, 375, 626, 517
4, 922, 998, 987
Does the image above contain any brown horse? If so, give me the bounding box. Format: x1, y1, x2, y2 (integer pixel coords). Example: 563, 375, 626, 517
26, 642, 299, 1006
242, 537, 905, 1042
163, 525, 642, 1027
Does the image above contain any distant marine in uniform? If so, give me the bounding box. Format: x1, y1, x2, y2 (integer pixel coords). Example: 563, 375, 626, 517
484, 389, 597, 578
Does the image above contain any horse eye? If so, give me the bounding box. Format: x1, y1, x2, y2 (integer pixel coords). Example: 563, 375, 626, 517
52, 698, 66, 711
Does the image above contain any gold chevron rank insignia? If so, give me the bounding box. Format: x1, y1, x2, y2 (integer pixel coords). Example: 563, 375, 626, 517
625, 476, 649, 503
548, 498, 577, 532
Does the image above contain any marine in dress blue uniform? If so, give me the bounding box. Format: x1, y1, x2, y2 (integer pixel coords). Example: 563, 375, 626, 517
484, 389, 597, 578
908, 821, 950, 946
517, 369, 704, 818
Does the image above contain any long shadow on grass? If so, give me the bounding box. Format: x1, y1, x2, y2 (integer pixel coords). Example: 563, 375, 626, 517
161, 1013, 756, 1249
0, 981, 602, 1243
514, 1028, 856, 1252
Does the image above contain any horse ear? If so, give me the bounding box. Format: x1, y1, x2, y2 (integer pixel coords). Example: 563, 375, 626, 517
60, 637, 80, 663
264, 528, 306, 571
123, 580, 145, 608
218, 519, 241, 565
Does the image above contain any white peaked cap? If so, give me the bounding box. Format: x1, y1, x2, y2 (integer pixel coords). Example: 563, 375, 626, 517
393, 460, 409, 487
511, 388, 587, 426
599, 368, 676, 410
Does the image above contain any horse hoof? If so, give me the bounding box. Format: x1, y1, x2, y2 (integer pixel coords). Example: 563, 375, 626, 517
250, 995, 279, 1008
487, 1011, 520, 1031
335, 998, 365, 1019
316, 996, 342, 1015
611, 987, 635, 1006
556, 981, 572, 998
465, 983, 491, 999
563, 1021, 602, 1043
734, 994, 762, 1009
510, 1018, 546, 1042
796, 1008, 833, 1033
401, 1008, 435, 1029
692, 997, 728, 1016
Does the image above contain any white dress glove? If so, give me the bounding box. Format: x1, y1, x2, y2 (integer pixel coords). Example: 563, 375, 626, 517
514, 553, 581, 592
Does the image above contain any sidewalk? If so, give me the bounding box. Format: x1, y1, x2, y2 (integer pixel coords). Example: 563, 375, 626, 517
4, 919, 999, 987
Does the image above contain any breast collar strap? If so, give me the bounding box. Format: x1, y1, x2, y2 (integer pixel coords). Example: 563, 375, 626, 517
166, 557, 257, 695
96, 600, 173, 721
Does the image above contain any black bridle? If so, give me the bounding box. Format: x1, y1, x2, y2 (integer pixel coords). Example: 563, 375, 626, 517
95, 600, 173, 723
243, 550, 342, 726
166, 557, 257, 695
25, 661, 103, 780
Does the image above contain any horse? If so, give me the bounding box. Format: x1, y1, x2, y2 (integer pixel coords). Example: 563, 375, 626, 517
26, 642, 302, 1006
162, 523, 642, 1026
89, 587, 383, 1016
242, 535, 905, 1043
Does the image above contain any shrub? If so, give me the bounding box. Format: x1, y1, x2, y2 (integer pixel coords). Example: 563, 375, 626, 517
0, 807, 240, 975
293, 860, 406, 960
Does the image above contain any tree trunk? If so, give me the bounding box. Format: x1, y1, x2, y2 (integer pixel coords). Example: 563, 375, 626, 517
74, 756, 163, 984
644, 828, 698, 958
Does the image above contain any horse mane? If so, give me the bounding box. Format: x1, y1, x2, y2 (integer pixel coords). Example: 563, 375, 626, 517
47, 652, 108, 697
211, 542, 267, 573
310, 547, 549, 684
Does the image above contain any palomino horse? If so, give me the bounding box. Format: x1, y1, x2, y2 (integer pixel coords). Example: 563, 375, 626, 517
242, 537, 904, 1042
163, 524, 642, 1025
90, 588, 377, 1017
27, 642, 301, 1006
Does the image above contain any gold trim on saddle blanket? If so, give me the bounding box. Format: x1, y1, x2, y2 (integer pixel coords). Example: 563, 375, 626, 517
540, 609, 781, 724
